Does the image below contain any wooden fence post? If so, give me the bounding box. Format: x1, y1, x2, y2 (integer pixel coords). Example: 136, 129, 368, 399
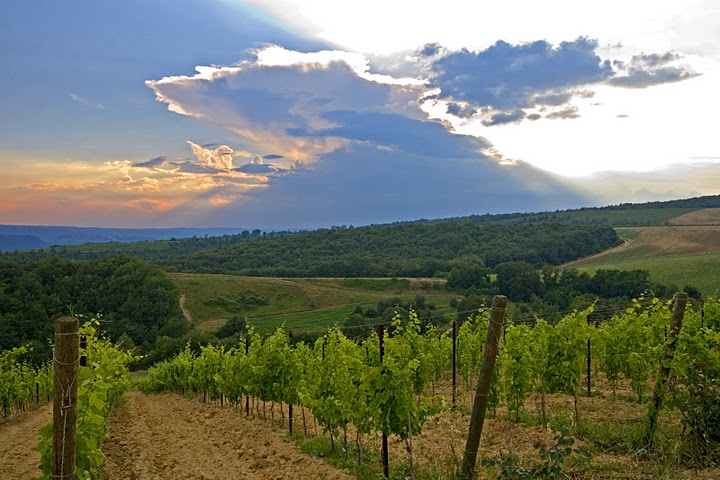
645, 292, 687, 448
460, 295, 507, 480
53, 316, 79, 480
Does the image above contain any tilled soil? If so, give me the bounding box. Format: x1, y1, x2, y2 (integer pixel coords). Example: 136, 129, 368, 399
0, 404, 52, 479
101, 391, 354, 480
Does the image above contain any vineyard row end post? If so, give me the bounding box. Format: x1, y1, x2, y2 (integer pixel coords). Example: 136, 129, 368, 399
645, 291, 688, 448
460, 295, 507, 480
53, 316, 79, 480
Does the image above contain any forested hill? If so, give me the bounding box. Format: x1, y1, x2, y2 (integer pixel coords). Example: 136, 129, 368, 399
6, 222, 621, 278
424, 194, 720, 226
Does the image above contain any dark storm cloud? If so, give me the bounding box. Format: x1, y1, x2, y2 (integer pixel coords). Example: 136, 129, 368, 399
482, 110, 526, 126
429, 38, 613, 111
426, 39, 701, 125
446, 102, 478, 118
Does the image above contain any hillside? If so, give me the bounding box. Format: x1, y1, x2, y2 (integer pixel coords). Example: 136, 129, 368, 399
173, 273, 454, 333
6, 222, 621, 277
461, 194, 720, 226
0, 234, 48, 251
567, 222, 720, 296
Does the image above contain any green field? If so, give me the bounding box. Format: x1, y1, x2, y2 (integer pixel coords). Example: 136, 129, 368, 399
172, 273, 455, 333
575, 252, 720, 297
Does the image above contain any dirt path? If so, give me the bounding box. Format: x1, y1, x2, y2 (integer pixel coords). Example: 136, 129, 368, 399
102, 391, 353, 480
179, 294, 193, 323
0, 404, 52, 479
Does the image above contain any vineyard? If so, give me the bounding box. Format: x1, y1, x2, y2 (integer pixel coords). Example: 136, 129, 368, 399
137, 294, 720, 478
1, 296, 719, 478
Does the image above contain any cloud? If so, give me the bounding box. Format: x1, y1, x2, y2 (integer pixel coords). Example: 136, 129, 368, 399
286, 110, 489, 157
147, 48, 425, 162
446, 102, 478, 118
70, 93, 105, 109
428, 38, 612, 112
187, 141, 234, 170
482, 110, 526, 126
202, 143, 588, 228
423, 39, 702, 126
236, 155, 282, 174
419, 43, 442, 57
607, 53, 701, 88
545, 107, 580, 120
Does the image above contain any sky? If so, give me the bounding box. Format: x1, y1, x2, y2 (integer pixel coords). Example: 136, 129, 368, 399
0, 0, 718, 229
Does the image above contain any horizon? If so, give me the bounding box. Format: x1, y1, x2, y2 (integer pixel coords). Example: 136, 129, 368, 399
1, 1, 718, 229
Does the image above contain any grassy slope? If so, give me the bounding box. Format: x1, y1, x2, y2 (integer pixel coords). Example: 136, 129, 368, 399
576, 252, 720, 297
172, 273, 455, 333
568, 223, 720, 296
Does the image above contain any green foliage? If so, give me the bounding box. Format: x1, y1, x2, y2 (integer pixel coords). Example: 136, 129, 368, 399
0, 256, 184, 363
576, 252, 720, 299
215, 316, 248, 339
8, 222, 621, 277
457, 309, 502, 414
495, 262, 542, 302
0, 346, 52, 418
204, 289, 269, 312
597, 298, 667, 402
502, 323, 535, 421
140, 310, 440, 457
541, 308, 593, 396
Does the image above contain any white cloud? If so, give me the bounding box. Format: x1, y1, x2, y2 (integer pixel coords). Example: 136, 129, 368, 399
187, 141, 234, 170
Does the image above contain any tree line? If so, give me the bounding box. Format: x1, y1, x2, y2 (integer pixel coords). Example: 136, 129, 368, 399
5, 222, 620, 277
0, 255, 186, 364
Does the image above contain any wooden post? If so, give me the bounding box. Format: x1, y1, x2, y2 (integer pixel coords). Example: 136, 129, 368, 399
379, 324, 389, 479
460, 295, 507, 480
53, 316, 79, 480
645, 292, 687, 448
452, 320, 457, 409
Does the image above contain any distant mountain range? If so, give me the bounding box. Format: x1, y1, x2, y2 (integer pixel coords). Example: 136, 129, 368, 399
0, 226, 252, 252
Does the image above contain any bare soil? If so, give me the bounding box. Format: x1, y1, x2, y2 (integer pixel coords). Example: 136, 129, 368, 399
3, 387, 719, 479
179, 294, 193, 323
101, 391, 354, 480
0, 403, 52, 479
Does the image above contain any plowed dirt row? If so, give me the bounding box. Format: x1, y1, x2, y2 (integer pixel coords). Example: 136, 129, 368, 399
0, 404, 52, 479
102, 391, 353, 480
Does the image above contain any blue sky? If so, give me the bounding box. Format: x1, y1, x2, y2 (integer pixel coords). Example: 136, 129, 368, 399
0, 0, 718, 228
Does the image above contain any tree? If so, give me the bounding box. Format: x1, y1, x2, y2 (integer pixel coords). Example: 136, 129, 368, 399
495, 261, 542, 302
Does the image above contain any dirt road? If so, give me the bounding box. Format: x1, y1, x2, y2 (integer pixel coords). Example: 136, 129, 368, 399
102, 391, 353, 480
0, 404, 52, 479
